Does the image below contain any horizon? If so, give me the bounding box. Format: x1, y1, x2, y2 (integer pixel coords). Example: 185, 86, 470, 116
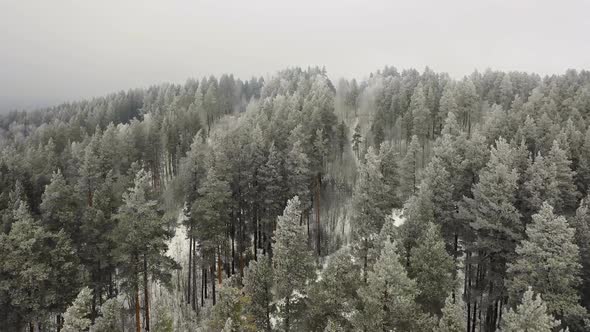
2, 0, 590, 112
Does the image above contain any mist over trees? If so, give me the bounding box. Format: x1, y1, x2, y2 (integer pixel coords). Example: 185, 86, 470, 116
1, 66, 590, 331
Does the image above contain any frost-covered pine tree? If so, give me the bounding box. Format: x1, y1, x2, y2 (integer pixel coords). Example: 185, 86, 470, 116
399, 135, 420, 200
357, 240, 432, 331
409, 223, 454, 314
243, 252, 273, 331
62, 287, 92, 332
501, 288, 561, 332
507, 202, 585, 327
90, 297, 124, 332
273, 196, 315, 332
436, 294, 466, 332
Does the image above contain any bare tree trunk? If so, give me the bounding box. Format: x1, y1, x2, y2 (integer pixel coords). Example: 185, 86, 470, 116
253, 206, 258, 260
363, 238, 368, 283
211, 264, 216, 305
201, 266, 205, 307
135, 275, 141, 332
231, 228, 235, 275
143, 255, 150, 332
217, 247, 223, 285
316, 174, 321, 256
187, 236, 192, 304
285, 295, 291, 332
192, 242, 197, 311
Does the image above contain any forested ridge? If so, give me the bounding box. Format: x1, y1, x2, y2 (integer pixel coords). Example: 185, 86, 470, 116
2, 66, 590, 331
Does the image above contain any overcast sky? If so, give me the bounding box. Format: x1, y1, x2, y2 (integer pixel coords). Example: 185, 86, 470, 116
1, 0, 589, 112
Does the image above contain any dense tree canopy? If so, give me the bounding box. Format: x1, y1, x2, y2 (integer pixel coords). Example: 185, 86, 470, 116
1, 66, 590, 331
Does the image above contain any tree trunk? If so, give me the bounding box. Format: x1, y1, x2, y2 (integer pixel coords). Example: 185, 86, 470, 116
192, 242, 197, 311
363, 238, 368, 283
231, 228, 235, 275
204, 265, 208, 300
284, 295, 291, 332
143, 255, 150, 332
201, 266, 205, 306
471, 301, 477, 332
211, 264, 216, 305
217, 247, 223, 285
188, 236, 192, 304
135, 280, 141, 332
316, 174, 321, 256
452, 233, 458, 302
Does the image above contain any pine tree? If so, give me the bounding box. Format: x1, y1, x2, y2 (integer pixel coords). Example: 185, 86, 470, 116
547, 140, 579, 214
576, 128, 590, 196
410, 82, 430, 159
40, 169, 79, 239
243, 252, 273, 331
409, 223, 454, 314
520, 153, 559, 221
379, 141, 402, 209
351, 147, 389, 281
306, 247, 362, 331
357, 240, 432, 331
114, 169, 176, 332
454, 78, 479, 134
259, 143, 285, 253
285, 139, 311, 217
507, 202, 585, 326
421, 155, 455, 252
192, 166, 231, 304
400, 135, 420, 201
208, 276, 255, 331
273, 196, 315, 332
438, 85, 457, 135
336, 121, 348, 160
91, 297, 124, 332
0, 201, 81, 330
62, 287, 93, 332
352, 123, 362, 159
572, 196, 590, 310
461, 137, 522, 330
501, 288, 561, 332
499, 73, 514, 110
437, 294, 466, 332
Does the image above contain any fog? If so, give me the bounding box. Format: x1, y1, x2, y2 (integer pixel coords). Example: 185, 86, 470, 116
1, 0, 589, 112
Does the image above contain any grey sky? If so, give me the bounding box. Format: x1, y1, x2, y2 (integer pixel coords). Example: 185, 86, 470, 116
1, 0, 589, 112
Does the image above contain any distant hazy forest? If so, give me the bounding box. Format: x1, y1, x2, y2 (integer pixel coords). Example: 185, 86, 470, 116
2, 67, 590, 332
